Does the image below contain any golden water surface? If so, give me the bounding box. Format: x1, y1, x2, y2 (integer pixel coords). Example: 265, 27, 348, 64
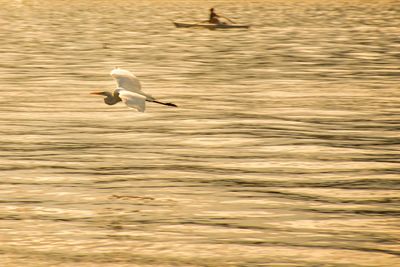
0, 0, 399, 266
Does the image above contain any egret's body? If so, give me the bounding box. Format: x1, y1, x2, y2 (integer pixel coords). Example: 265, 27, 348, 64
91, 68, 177, 112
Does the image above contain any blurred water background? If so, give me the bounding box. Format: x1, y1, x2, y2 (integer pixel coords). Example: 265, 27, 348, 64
0, 0, 399, 266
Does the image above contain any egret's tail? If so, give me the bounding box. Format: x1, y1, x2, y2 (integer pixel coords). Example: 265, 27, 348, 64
151, 100, 178, 107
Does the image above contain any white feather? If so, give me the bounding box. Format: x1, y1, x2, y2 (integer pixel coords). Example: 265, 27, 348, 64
117, 89, 146, 112
110, 68, 154, 101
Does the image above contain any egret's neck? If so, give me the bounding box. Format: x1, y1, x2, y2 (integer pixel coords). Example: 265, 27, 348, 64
104, 92, 121, 105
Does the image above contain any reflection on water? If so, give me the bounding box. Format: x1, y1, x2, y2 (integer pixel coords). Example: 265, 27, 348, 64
0, 0, 399, 266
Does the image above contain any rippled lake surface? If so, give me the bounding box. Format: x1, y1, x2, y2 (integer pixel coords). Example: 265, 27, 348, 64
1, 0, 399, 266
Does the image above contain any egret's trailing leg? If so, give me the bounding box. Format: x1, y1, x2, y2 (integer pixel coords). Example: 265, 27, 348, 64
151, 100, 177, 107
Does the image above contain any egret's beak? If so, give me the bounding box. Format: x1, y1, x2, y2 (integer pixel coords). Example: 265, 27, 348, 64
90, 91, 104, 95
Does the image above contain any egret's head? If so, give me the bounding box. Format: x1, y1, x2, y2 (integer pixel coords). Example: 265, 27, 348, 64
91, 91, 120, 105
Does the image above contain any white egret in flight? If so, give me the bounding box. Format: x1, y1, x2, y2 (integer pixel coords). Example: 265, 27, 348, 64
91, 68, 177, 112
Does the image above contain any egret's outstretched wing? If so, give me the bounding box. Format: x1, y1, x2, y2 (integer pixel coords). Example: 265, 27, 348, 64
117, 89, 146, 112
111, 68, 141, 91
110, 68, 155, 101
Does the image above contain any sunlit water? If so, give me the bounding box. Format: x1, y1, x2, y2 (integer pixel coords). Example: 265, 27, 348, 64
0, 0, 399, 266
